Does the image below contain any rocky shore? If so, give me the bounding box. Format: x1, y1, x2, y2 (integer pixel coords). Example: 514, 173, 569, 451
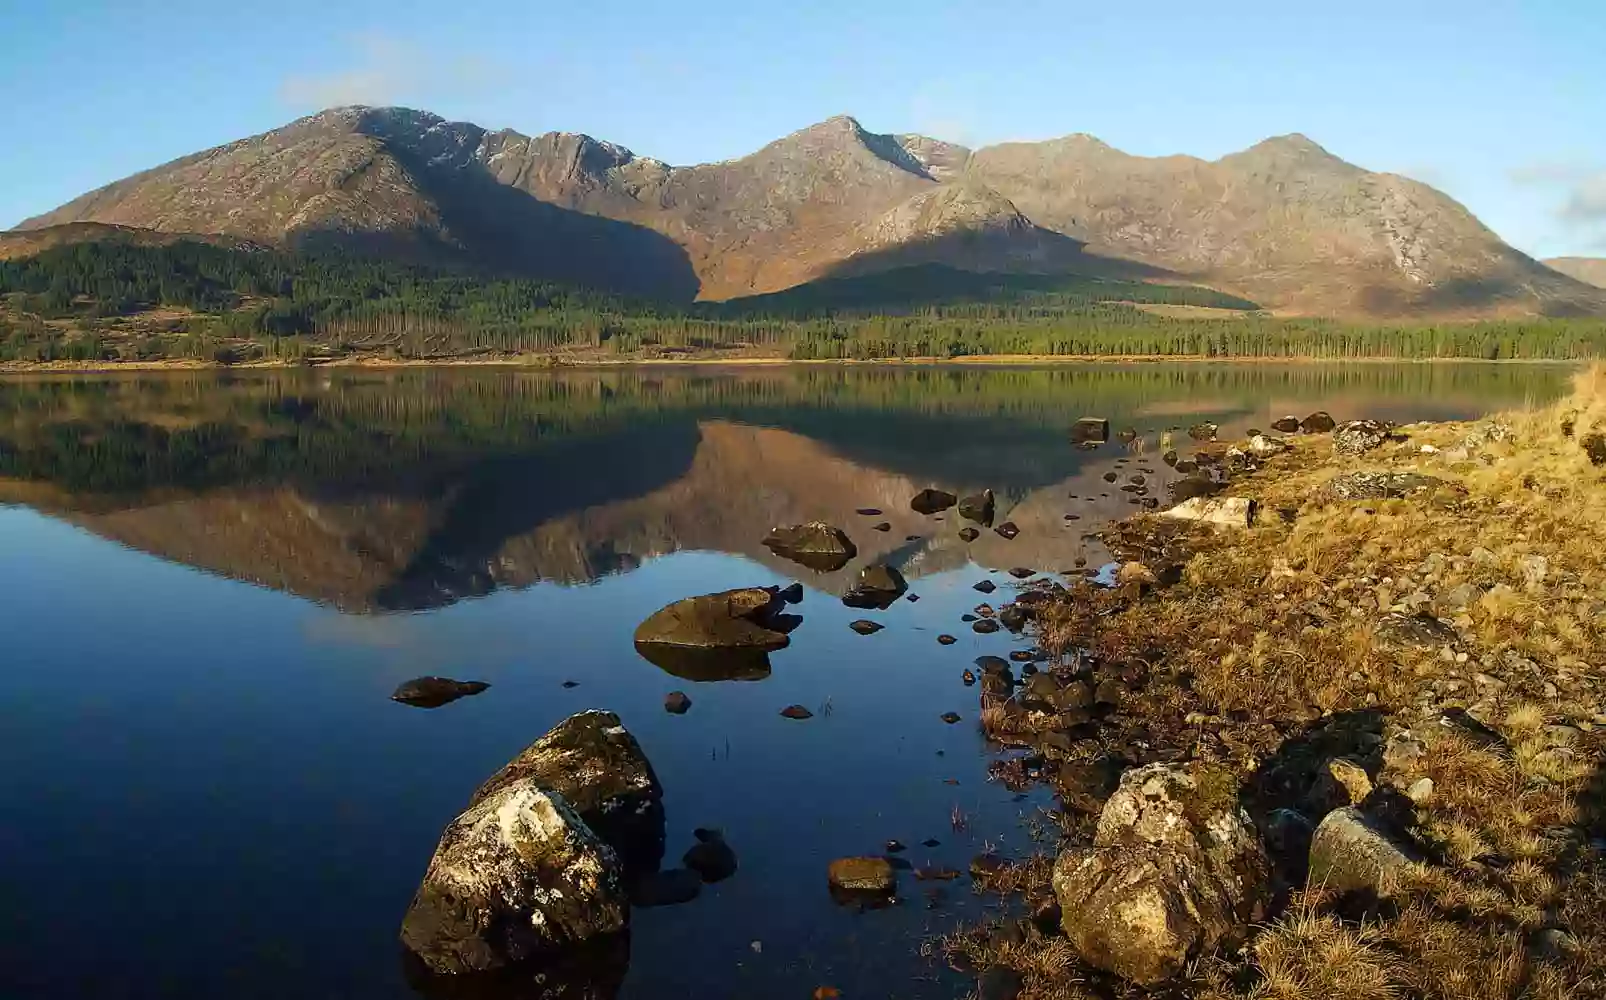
940, 365, 1606, 999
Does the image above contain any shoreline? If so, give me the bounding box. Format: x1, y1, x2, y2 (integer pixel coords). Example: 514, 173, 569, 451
0, 353, 1586, 377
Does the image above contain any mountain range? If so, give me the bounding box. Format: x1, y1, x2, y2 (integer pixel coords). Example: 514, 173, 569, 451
13, 106, 1605, 318
1545, 257, 1606, 289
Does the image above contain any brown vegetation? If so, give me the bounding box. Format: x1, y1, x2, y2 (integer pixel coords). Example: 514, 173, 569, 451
945, 366, 1606, 999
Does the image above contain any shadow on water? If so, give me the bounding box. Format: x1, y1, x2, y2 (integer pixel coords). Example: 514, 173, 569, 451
401, 933, 630, 1000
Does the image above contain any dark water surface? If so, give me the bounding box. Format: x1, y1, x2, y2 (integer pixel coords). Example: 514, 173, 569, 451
0, 363, 1573, 999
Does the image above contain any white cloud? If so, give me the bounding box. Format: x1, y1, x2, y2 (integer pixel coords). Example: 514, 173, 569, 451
279, 34, 504, 110
1561, 171, 1606, 223
1507, 159, 1606, 252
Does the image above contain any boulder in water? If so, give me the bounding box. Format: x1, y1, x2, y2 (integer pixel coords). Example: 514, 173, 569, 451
1070, 417, 1111, 444
958, 489, 996, 526
399, 784, 627, 974
910, 488, 958, 515
761, 522, 857, 572
469, 710, 665, 879
842, 564, 908, 610
392, 677, 491, 709
635, 587, 792, 652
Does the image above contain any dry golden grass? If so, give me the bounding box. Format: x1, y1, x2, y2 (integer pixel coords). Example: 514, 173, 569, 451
974, 366, 1606, 1000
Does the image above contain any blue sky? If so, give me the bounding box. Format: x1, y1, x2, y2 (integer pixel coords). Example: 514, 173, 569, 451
3, 0, 1603, 257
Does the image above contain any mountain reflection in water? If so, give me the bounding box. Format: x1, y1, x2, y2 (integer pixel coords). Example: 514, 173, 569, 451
0, 363, 1567, 618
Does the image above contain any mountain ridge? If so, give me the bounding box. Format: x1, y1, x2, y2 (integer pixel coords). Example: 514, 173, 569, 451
16, 106, 1606, 318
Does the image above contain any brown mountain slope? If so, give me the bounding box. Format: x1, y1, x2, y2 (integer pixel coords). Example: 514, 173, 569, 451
17, 107, 1605, 317
0, 222, 262, 260
1545, 258, 1606, 289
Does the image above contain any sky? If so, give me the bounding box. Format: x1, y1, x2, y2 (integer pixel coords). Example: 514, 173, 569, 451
2, 0, 1604, 258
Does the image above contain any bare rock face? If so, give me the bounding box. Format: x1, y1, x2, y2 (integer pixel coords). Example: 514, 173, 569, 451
1159, 496, 1257, 528
399, 784, 627, 974
1053, 764, 1269, 985
761, 521, 857, 572
469, 710, 665, 877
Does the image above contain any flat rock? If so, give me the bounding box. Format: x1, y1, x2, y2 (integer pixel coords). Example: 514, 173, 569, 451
849, 619, 884, 635
635, 587, 791, 651
1071, 417, 1111, 444
994, 522, 1020, 540
1159, 496, 1257, 528
392, 677, 490, 709
780, 705, 814, 720
1374, 612, 1458, 648
1325, 471, 1457, 501
828, 857, 896, 894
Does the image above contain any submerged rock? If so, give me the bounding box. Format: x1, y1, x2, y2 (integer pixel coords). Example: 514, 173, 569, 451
1054, 764, 1268, 985
958, 526, 980, 542
780, 705, 814, 720
663, 692, 692, 715
973, 579, 997, 594
631, 867, 703, 907
1159, 496, 1257, 528
849, 619, 884, 635
959, 489, 997, 526
910, 488, 958, 515
995, 522, 1020, 540
761, 522, 857, 572
842, 564, 908, 610
469, 711, 665, 878
399, 784, 627, 974
683, 828, 738, 883
828, 857, 896, 894
392, 677, 491, 709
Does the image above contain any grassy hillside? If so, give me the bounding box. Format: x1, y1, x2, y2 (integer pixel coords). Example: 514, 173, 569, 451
1, 239, 1603, 364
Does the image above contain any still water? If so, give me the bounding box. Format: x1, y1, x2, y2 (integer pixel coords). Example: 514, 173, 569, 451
0, 363, 1572, 999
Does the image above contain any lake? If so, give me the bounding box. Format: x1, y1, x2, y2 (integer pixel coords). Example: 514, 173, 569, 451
0, 362, 1574, 999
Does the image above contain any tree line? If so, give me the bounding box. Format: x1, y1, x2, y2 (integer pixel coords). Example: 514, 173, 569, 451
1, 239, 1603, 363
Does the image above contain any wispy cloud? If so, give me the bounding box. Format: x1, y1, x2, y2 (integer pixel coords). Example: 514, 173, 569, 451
279, 34, 504, 110
1508, 158, 1606, 251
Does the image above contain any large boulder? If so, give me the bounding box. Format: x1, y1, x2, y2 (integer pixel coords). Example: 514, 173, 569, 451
400, 784, 628, 974
842, 563, 908, 610
1307, 806, 1422, 898
634, 587, 792, 652
1054, 764, 1268, 985
470, 711, 665, 877
761, 522, 857, 572
1333, 420, 1391, 456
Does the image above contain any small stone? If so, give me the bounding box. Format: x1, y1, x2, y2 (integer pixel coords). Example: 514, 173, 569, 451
850, 619, 884, 635
1008, 567, 1035, 579
958, 527, 980, 542
1405, 778, 1434, 804
941, 712, 963, 724
910, 489, 958, 515
391, 676, 491, 708
885, 839, 907, 853
994, 522, 1020, 540
974, 579, 997, 594
664, 691, 692, 714
962, 670, 977, 685
1308, 807, 1421, 898
938, 634, 958, 646
780, 705, 814, 720
973, 619, 1000, 634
